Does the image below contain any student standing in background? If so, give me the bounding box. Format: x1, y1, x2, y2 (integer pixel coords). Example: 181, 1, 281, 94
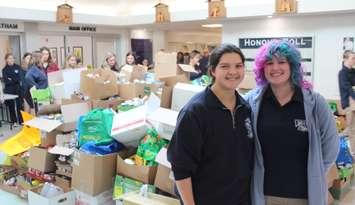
2, 53, 24, 125
338, 50, 355, 155
21, 52, 34, 114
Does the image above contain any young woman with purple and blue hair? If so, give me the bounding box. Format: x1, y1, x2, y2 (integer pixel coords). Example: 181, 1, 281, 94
244, 40, 339, 205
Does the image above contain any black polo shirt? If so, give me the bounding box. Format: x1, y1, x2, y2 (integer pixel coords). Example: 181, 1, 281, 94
257, 86, 309, 199
167, 86, 254, 205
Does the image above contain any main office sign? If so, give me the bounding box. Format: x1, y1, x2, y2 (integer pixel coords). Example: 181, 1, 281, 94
239, 37, 312, 49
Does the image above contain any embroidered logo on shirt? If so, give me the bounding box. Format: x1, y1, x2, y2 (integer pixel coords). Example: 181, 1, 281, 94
245, 117, 254, 138
294, 119, 308, 132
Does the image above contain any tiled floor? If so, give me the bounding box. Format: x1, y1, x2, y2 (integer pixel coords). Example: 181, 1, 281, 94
1, 123, 355, 204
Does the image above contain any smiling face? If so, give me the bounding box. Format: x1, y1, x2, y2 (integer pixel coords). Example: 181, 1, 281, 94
264, 56, 291, 87
126, 54, 135, 65
107, 56, 116, 67
6, 55, 14, 66
41, 49, 49, 63
211, 53, 245, 91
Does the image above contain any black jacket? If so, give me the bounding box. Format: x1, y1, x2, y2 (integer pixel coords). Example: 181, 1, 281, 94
2, 64, 24, 96
167, 86, 254, 205
338, 65, 355, 109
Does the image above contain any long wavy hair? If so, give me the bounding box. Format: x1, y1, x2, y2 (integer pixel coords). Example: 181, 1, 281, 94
254, 40, 312, 89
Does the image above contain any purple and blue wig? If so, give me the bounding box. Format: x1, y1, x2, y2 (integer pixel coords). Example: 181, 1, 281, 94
254, 40, 312, 89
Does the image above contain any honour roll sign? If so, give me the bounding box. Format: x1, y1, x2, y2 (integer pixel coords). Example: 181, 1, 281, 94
238, 37, 314, 82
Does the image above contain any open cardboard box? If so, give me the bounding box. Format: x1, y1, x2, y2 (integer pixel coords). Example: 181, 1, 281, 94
154, 51, 197, 80
23, 117, 62, 148
71, 150, 117, 196
57, 99, 91, 132
147, 107, 178, 141
75, 189, 115, 205
28, 147, 57, 173
80, 69, 118, 100
28, 185, 76, 205
116, 153, 158, 185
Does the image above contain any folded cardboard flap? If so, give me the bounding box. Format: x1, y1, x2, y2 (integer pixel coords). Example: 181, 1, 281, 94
24, 118, 62, 133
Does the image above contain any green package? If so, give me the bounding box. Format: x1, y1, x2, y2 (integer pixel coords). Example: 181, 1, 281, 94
113, 175, 155, 200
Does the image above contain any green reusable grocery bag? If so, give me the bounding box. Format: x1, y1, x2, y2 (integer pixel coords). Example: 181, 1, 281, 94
78, 108, 114, 146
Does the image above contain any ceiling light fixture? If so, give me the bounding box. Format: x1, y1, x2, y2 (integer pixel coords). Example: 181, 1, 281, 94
267, 15, 273, 18
201, 24, 222, 28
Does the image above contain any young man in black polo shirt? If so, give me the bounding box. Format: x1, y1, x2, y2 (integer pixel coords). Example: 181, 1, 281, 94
167, 44, 254, 205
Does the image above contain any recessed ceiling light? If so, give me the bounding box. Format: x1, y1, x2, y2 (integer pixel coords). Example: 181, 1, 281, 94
201, 24, 222, 28
267, 15, 273, 18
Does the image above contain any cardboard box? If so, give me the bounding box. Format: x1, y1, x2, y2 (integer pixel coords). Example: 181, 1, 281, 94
130, 66, 146, 82
111, 106, 148, 146
28, 186, 76, 205
54, 175, 71, 192
71, 151, 117, 196
80, 69, 118, 100
147, 107, 178, 140
118, 191, 180, 205
159, 75, 189, 109
75, 189, 115, 205
92, 97, 124, 110
116, 154, 157, 185
57, 100, 91, 132
154, 148, 175, 195
41, 130, 59, 148
118, 82, 162, 100
28, 147, 57, 173
171, 83, 204, 111
154, 51, 197, 79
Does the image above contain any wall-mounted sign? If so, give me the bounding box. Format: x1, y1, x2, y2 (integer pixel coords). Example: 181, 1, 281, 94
0, 23, 18, 29
68, 26, 96, 32
238, 36, 314, 82
0, 22, 24, 32
239, 37, 312, 49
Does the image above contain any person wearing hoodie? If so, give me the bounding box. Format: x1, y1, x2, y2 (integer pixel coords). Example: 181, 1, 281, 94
244, 40, 339, 205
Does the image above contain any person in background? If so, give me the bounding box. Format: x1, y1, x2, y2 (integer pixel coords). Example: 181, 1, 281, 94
125, 52, 136, 66
177, 51, 185, 64
338, 50, 355, 155
245, 40, 339, 205
183, 52, 190, 64
2, 53, 24, 125
65, 54, 78, 69
189, 50, 204, 81
141, 58, 153, 71
168, 44, 254, 205
20, 52, 34, 114
40, 46, 59, 74
25, 51, 48, 90
101, 52, 119, 72
198, 47, 212, 77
